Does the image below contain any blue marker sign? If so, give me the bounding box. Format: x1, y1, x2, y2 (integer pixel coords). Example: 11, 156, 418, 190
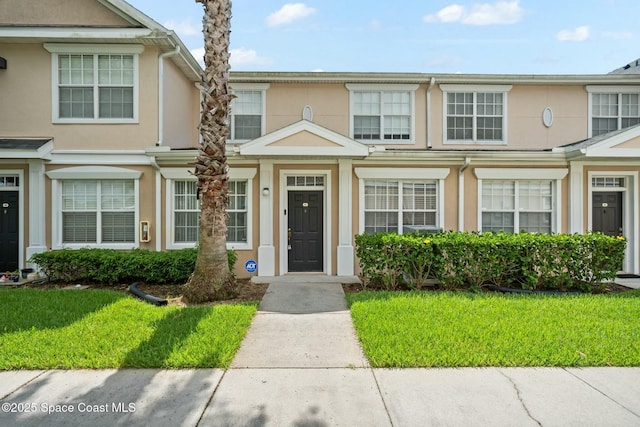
245, 260, 257, 273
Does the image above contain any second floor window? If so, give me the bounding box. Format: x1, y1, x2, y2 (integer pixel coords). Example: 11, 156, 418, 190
347, 84, 418, 144
57, 54, 135, 120
45, 43, 141, 123
591, 92, 640, 136
441, 84, 511, 145
229, 84, 269, 142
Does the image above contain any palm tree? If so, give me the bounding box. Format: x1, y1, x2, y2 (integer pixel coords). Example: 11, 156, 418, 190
184, 0, 236, 303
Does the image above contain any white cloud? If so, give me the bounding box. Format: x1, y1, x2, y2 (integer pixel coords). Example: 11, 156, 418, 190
164, 19, 200, 37
423, 1, 523, 25
556, 26, 590, 42
230, 48, 271, 67
266, 3, 316, 27
190, 48, 205, 67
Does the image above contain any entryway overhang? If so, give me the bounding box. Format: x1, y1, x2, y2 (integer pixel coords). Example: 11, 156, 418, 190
237, 120, 371, 158
0, 138, 53, 160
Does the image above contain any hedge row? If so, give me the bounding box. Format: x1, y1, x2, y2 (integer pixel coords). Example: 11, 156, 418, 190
355, 232, 626, 292
29, 248, 237, 285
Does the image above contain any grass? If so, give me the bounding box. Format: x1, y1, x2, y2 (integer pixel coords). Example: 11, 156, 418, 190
346, 289, 640, 368
0, 289, 257, 370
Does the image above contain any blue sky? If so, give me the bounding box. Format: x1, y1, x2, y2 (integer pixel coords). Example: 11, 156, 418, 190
126, 0, 639, 75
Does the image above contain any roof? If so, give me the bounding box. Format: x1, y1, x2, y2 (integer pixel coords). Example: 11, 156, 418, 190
557, 124, 640, 151
610, 58, 640, 75
0, 138, 51, 150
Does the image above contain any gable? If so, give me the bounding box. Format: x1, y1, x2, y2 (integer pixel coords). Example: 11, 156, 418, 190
0, 0, 132, 27
239, 120, 370, 158
613, 136, 640, 149
268, 131, 342, 148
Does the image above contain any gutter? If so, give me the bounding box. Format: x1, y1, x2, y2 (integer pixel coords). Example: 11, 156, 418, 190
426, 77, 436, 148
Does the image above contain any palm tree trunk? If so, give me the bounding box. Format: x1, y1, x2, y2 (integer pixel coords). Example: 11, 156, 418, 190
184, 0, 236, 303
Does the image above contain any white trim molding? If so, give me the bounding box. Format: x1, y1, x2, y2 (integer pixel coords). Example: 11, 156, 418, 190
47, 166, 142, 180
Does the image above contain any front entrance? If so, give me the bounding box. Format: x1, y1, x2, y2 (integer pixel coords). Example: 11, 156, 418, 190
592, 192, 623, 236
0, 191, 19, 272
287, 191, 323, 272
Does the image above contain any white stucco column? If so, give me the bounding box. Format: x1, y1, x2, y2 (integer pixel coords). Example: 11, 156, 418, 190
337, 158, 354, 275
26, 159, 47, 267
257, 160, 275, 276
569, 162, 584, 234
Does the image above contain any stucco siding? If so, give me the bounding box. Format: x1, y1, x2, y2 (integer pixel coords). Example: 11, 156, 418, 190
0, 0, 132, 27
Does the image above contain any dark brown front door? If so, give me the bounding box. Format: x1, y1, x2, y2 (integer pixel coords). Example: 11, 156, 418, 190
288, 191, 323, 272
0, 192, 19, 272
592, 192, 623, 236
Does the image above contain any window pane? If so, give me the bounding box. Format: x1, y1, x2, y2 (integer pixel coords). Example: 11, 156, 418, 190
592, 118, 618, 136
175, 212, 199, 242
354, 116, 381, 140
233, 91, 262, 115
59, 88, 94, 118
482, 212, 514, 233
477, 117, 503, 140
384, 116, 410, 140
62, 180, 97, 210
482, 181, 515, 210
364, 212, 398, 234
101, 180, 135, 210
99, 87, 134, 118
234, 115, 261, 140
447, 117, 472, 140
520, 212, 551, 233
102, 212, 135, 242
354, 91, 380, 115
63, 212, 97, 243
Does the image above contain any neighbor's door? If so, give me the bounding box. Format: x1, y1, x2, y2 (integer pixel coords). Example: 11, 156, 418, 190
0, 191, 19, 272
287, 191, 323, 272
592, 192, 623, 236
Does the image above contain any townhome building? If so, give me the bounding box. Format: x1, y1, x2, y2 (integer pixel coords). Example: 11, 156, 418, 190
2, 0, 640, 278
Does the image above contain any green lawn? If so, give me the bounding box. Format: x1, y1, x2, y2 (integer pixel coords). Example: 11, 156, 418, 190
0, 289, 257, 370
347, 289, 640, 368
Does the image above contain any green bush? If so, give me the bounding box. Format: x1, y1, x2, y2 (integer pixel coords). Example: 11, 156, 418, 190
355, 231, 626, 292
29, 248, 237, 285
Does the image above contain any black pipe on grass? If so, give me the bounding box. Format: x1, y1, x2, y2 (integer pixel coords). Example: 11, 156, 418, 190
129, 282, 168, 306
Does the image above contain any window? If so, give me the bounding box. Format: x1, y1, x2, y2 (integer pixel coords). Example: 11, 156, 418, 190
45, 44, 141, 123
481, 180, 553, 233
363, 180, 438, 234
347, 84, 418, 144
441, 84, 511, 144
591, 92, 640, 136
170, 179, 250, 246
229, 84, 269, 141
61, 180, 135, 244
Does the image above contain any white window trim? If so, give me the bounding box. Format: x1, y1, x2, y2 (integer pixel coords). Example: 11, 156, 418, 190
47, 166, 141, 250
162, 168, 257, 250
228, 83, 270, 143
586, 85, 640, 138
440, 84, 512, 146
346, 83, 419, 145
355, 167, 450, 232
475, 168, 568, 234
44, 43, 143, 124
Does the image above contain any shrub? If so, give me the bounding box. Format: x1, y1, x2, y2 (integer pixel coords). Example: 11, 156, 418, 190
355, 231, 626, 292
29, 248, 237, 285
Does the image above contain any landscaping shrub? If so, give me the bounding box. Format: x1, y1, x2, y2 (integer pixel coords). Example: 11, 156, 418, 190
29, 248, 237, 285
355, 231, 626, 292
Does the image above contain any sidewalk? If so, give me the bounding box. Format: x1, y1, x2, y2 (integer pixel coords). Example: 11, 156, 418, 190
1, 278, 639, 426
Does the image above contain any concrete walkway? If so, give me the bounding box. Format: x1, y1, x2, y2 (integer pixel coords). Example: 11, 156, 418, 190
1, 277, 640, 426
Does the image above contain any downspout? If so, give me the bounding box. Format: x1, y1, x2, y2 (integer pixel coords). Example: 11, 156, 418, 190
426, 77, 436, 149
458, 156, 471, 231
156, 45, 181, 146
153, 45, 179, 252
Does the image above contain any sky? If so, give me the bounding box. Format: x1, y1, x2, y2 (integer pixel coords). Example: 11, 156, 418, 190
125, 0, 639, 75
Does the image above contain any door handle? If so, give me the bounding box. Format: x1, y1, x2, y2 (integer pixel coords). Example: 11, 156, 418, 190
287, 228, 292, 250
